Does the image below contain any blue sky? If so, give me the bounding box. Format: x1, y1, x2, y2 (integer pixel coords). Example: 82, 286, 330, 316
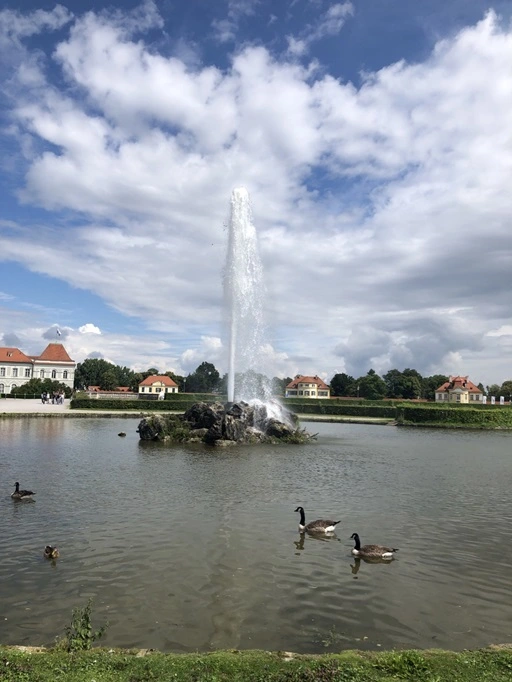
1, 0, 511, 383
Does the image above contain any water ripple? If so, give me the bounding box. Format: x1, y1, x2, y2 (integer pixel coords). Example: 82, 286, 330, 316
1, 419, 512, 651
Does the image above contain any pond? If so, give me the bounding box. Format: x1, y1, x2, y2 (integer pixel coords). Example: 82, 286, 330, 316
1, 418, 511, 653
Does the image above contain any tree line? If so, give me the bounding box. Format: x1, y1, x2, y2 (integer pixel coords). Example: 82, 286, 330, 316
72, 358, 512, 401
73, 359, 292, 395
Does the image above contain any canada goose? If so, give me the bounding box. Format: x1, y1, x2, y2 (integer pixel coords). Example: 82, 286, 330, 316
295, 506, 340, 533
44, 546, 60, 559
11, 482, 35, 500
350, 533, 398, 559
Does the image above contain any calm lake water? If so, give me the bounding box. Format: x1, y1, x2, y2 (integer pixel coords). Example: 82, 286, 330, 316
1, 417, 511, 653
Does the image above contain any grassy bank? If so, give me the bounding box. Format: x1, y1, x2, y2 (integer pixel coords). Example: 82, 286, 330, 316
2, 646, 512, 681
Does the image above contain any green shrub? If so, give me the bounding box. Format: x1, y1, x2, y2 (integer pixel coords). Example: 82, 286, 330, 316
283, 400, 397, 418
70, 397, 220, 411
400, 405, 512, 427
55, 599, 108, 652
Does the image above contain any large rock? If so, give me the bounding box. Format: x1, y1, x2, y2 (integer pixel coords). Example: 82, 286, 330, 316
137, 400, 312, 445
184, 402, 225, 429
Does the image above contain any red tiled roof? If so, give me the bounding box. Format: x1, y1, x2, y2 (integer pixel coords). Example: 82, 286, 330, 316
88, 386, 134, 393
139, 375, 178, 387
286, 375, 330, 390
0, 347, 32, 363
436, 375, 482, 393
34, 343, 74, 363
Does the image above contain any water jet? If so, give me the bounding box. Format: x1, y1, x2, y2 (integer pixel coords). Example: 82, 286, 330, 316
137, 189, 312, 444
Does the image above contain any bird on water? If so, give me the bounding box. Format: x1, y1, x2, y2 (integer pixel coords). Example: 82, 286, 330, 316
295, 506, 341, 534
350, 533, 398, 559
11, 482, 35, 500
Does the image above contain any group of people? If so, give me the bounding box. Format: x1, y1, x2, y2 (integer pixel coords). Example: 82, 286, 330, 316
40, 391, 65, 405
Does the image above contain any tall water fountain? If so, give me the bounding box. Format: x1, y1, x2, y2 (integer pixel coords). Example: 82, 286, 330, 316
137, 188, 311, 444
225, 187, 270, 404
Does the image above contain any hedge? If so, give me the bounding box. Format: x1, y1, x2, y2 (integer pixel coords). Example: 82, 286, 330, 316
399, 405, 512, 427
70, 398, 219, 411
282, 401, 397, 418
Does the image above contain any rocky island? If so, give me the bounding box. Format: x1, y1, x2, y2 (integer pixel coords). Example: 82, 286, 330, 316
137, 400, 314, 445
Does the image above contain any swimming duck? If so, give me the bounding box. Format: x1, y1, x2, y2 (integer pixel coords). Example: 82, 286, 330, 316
295, 506, 341, 533
11, 482, 35, 500
44, 546, 60, 559
350, 533, 398, 559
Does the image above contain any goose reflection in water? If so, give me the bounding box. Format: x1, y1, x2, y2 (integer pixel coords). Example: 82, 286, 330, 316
350, 556, 396, 577
294, 531, 340, 554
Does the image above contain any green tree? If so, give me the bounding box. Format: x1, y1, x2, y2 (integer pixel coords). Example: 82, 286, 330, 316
139, 368, 160, 382
237, 369, 271, 398
271, 376, 293, 395
356, 369, 387, 400
74, 358, 116, 390
99, 369, 119, 391
383, 369, 405, 398
330, 372, 355, 397
218, 373, 228, 395
488, 383, 500, 397
131, 372, 143, 392
500, 380, 512, 400
402, 369, 423, 399
11, 378, 72, 398
186, 362, 220, 393
422, 374, 449, 401
116, 366, 136, 387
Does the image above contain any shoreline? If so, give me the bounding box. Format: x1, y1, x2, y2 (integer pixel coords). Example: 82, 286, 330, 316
0, 398, 395, 425
1, 644, 511, 682
2, 399, 510, 429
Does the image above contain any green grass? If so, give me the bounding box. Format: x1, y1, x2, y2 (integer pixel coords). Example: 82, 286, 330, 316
1, 646, 512, 682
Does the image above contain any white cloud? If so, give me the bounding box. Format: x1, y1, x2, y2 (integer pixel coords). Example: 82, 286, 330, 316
286, 1, 353, 56
212, 0, 259, 43
286, 35, 308, 57
0, 4, 72, 44
78, 323, 102, 335
310, 2, 354, 39
487, 326, 512, 338
0, 7, 511, 383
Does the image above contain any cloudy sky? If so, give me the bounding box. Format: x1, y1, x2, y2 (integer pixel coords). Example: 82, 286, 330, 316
0, 0, 511, 384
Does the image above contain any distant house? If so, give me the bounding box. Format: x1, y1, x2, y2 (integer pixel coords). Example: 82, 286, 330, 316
138, 375, 179, 399
285, 375, 331, 399
435, 376, 483, 403
0, 343, 75, 394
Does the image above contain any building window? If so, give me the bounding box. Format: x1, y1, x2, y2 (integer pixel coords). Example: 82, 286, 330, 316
140, 387, 145, 392
148, 387, 152, 392
12, 368, 18, 377
51, 370, 56, 379
25, 368, 31, 377
0, 368, 5, 377
11, 384, 17, 390
63, 371, 68, 379
40, 370, 45, 378
155, 387, 161, 393
0, 383, 4, 393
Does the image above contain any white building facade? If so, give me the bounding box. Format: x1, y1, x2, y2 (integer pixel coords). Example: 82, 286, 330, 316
0, 344, 75, 394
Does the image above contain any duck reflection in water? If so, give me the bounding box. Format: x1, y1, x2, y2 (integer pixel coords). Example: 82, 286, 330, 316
350, 556, 396, 577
